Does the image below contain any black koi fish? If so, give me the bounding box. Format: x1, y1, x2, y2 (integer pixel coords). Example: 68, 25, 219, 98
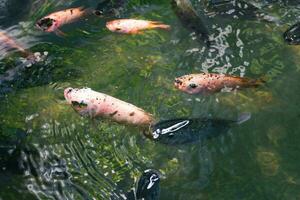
148, 113, 251, 145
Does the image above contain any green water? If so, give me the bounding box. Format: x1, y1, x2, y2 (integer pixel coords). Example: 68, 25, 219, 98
1, 0, 300, 199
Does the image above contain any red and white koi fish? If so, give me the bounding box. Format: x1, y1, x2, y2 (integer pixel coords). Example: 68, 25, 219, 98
36, 7, 92, 36
64, 87, 155, 127
106, 19, 170, 34
174, 73, 264, 94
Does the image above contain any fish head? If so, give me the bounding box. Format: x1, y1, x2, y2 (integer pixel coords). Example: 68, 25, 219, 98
64, 87, 95, 116
106, 20, 124, 33
36, 17, 58, 32
283, 23, 300, 45
151, 119, 195, 145
174, 75, 203, 94
136, 169, 161, 199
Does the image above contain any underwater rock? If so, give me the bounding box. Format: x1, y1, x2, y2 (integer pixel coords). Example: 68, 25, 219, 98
256, 148, 280, 176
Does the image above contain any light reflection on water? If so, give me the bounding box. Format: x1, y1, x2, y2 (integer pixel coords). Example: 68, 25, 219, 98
0, 0, 300, 199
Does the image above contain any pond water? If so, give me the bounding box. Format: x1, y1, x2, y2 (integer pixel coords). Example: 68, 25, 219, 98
1, 0, 300, 199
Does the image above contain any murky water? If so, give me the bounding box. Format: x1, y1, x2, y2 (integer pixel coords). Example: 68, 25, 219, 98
1, 0, 300, 199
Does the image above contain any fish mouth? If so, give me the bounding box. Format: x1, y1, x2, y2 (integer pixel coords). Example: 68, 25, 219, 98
36, 17, 55, 31
64, 87, 74, 102
174, 78, 183, 88
105, 22, 113, 30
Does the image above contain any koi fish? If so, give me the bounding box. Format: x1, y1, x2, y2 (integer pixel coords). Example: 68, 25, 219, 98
36, 7, 92, 36
64, 87, 154, 127
283, 22, 300, 45
149, 113, 251, 145
110, 169, 161, 200
174, 73, 264, 94
125, 169, 161, 200
106, 19, 170, 34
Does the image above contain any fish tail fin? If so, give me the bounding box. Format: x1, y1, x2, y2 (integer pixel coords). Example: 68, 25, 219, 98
75, 6, 94, 16
236, 113, 251, 125
242, 76, 266, 88
82, 7, 95, 16
252, 76, 268, 87
258, 75, 270, 84
150, 21, 171, 30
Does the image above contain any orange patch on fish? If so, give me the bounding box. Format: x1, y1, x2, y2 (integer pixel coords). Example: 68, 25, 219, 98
106, 19, 170, 34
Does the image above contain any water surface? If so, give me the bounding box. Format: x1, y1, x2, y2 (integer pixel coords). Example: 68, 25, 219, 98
1, 0, 300, 199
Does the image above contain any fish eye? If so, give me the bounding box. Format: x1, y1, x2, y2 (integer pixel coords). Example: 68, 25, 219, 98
71, 101, 87, 108
189, 83, 197, 88
67, 88, 73, 94
174, 79, 182, 85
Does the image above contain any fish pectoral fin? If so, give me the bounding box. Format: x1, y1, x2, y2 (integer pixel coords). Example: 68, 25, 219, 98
129, 30, 143, 35
55, 29, 67, 37
149, 20, 163, 24
149, 22, 171, 30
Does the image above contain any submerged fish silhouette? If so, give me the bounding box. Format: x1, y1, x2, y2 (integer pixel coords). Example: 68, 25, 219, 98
149, 113, 251, 145
171, 0, 212, 46
94, 0, 127, 16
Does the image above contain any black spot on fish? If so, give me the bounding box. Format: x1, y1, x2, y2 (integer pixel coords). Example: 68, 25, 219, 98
70, 9, 73, 15
71, 101, 87, 108
109, 110, 118, 117
129, 112, 135, 116
67, 88, 72, 94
